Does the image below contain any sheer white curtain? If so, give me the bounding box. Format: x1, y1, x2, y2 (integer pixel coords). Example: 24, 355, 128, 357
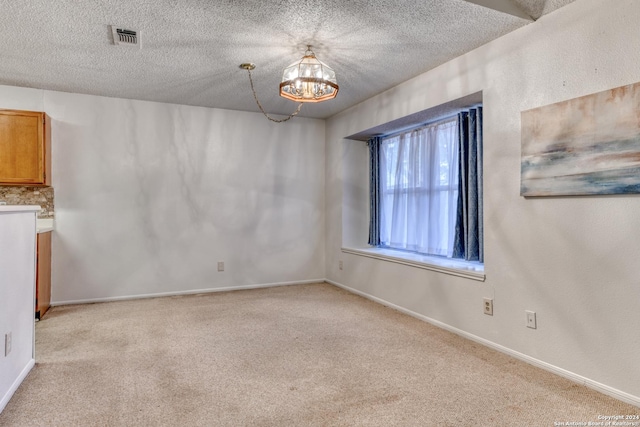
379, 119, 459, 257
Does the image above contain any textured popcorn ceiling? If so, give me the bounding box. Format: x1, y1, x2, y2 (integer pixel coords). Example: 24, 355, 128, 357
0, 0, 575, 119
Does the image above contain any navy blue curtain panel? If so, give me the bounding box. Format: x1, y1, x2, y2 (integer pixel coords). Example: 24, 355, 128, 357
367, 137, 382, 246
453, 107, 483, 262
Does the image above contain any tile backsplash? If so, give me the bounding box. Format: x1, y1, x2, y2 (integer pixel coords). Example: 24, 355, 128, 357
0, 186, 55, 218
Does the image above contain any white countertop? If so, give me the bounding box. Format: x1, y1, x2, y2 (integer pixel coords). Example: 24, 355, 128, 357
0, 206, 54, 232
37, 218, 55, 233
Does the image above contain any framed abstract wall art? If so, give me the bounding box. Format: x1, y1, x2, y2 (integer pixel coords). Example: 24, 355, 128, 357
521, 81, 640, 196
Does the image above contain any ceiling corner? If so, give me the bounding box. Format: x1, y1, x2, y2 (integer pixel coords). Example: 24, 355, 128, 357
462, 0, 535, 21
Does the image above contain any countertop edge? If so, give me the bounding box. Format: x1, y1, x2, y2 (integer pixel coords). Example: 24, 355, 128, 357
37, 218, 55, 233
0, 205, 41, 213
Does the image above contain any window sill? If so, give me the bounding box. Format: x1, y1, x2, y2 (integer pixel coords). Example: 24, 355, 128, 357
341, 247, 485, 281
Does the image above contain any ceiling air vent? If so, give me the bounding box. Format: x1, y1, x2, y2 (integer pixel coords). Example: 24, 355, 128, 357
110, 26, 140, 48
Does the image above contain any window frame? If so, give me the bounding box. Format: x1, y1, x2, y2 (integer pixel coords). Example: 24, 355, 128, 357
341, 95, 485, 280
376, 116, 461, 258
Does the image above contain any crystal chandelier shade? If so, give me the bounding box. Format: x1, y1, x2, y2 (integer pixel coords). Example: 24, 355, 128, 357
279, 47, 339, 103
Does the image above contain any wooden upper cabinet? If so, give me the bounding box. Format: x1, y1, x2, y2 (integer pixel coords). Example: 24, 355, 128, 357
0, 109, 51, 186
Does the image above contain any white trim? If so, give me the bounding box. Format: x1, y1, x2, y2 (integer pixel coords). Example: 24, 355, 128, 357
51, 279, 324, 306
325, 279, 640, 408
0, 206, 40, 213
341, 247, 485, 281
0, 359, 35, 414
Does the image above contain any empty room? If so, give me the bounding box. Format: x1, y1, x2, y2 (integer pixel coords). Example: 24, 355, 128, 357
1, 0, 639, 425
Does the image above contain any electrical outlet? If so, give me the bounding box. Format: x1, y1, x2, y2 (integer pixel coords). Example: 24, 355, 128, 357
4, 332, 11, 357
526, 310, 537, 329
217, 261, 224, 272
483, 298, 493, 316
339, 260, 343, 270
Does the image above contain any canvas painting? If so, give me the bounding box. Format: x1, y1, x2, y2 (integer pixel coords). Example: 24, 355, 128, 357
521, 82, 640, 196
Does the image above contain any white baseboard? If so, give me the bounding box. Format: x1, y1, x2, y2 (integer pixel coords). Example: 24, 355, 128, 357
0, 358, 35, 414
325, 279, 640, 408
51, 279, 325, 306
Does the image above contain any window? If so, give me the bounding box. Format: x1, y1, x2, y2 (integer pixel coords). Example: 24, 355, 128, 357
380, 119, 459, 256
369, 107, 483, 263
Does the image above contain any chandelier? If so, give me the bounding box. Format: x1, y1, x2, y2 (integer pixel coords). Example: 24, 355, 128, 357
279, 46, 339, 103
240, 45, 339, 123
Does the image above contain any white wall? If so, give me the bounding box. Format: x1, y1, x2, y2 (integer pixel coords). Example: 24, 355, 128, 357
326, 0, 640, 403
0, 86, 326, 303
0, 207, 37, 413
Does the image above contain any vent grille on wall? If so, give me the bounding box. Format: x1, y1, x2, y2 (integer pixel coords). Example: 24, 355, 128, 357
110, 26, 140, 47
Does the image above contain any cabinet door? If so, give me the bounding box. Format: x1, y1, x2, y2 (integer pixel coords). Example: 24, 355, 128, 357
0, 110, 50, 185
36, 231, 52, 320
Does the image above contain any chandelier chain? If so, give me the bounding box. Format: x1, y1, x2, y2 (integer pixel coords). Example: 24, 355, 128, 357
246, 68, 303, 123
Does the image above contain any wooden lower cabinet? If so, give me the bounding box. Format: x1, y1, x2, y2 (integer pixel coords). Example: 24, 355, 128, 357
36, 231, 52, 320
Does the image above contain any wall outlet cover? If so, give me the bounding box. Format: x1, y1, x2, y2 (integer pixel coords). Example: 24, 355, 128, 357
526, 310, 537, 329
483, 298, 493, 316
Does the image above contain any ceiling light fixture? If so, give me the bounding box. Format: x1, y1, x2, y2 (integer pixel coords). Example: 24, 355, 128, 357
280, 46, 339, 103
240, 45, 339, 123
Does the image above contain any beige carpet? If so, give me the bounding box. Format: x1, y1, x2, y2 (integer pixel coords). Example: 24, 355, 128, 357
0, 283, 637, 426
